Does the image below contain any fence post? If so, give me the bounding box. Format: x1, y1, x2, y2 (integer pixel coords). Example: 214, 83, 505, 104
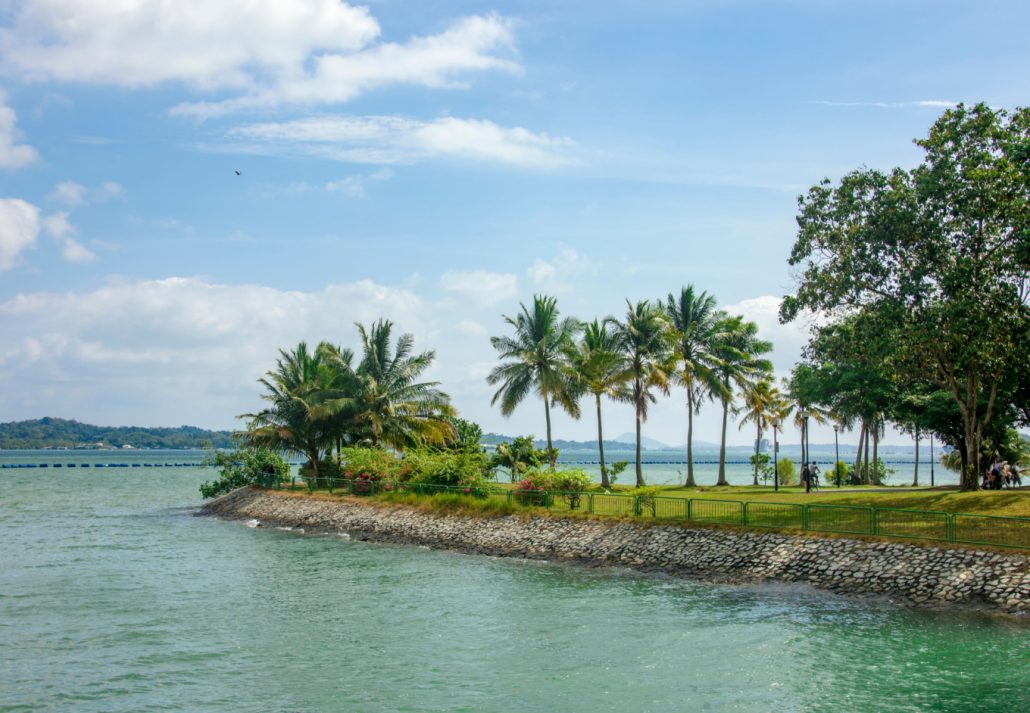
588, 493, 594, 514
872, 509, 879, 536
802, 505, 809, 531
687, 498, 693, 521
948, 513, 955, 543
742, 502, 749, 526
633, 496, 641, 517
328, 477, 334, 494
507, 490, 513, 506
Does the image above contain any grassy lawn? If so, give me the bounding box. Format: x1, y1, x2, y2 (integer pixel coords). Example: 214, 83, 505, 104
482, 481, 1030, 518
280, 480, 1030, 550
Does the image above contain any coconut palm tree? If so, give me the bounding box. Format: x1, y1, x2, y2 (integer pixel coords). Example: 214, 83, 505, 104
569, 319, 630, 487
348, 319, 455, 450
608, 300, 673, 487
665, 285, 722, 487
242, 341, 337, 477
786, 365, 829, 472
738, 378, 779, 485
712, 316, 773, 486
487, 295, 582, 468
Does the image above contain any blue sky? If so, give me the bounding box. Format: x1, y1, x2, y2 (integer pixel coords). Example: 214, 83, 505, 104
0, 0, 1026, 446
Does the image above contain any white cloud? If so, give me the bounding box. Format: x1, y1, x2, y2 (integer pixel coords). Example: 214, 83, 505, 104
60, 237, 97, 263
723, 295, 815, 375
324, 168, 392, 198
526, 244, 590, 289
95, 181, 124, 200
41, 210, 97, 263
0, 276, 437, 426
41, 210, 74, 239
226, 115, 576, 169
171, 14, 519, 117
810, 100, 958, 109
51, 181, 87, 205
526, 259, 555, 284
51, 180, 124, 205
0, 2, 519, 116
0, 92, 37, 169
1, 0, 378, 89
0, 198, 40, 269
441, 269, 518, 306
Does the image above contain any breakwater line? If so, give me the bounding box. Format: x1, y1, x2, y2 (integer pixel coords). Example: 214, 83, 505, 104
204, 488, 1030, 617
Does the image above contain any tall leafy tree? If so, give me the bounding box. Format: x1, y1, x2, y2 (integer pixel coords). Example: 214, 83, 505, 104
348, 320, 455, 450
782, 103, 1029, 490
665, 285, 722, 486
712, 316, 773, 486
608, 300, 673, 487
786, 364, 830, 472
570, 319, 630, 487
487, 295, 582, 468
242, 341, 336, 477
738, 378, 779, 485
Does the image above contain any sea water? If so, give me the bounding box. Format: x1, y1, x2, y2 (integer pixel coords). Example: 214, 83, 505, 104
0, 455, 1018, 712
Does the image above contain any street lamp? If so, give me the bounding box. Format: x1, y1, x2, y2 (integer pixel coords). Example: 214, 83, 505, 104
833, 425, 840, 487
771, 417, 780, 492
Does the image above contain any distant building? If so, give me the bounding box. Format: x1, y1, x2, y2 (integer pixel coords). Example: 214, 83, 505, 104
758, 438, 770, 452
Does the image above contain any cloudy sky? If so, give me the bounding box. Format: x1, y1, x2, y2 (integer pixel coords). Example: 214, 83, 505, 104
0, 0, 1026, 446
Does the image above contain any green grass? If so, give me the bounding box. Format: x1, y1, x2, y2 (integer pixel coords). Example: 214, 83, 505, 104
280, 480, 1030, 550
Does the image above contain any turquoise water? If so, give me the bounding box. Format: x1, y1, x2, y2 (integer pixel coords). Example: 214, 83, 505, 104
1, 458, 1023, 712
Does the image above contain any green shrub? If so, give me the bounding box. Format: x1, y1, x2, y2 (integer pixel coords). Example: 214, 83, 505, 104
632, 486, 662, 516
549, 468, 593, 509
776, 457, 797, 486
340, 447, 403, 481
199, 447, 290, 498
402, 448, 490, 490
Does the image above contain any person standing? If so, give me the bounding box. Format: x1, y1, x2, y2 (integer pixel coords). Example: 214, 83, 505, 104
801, 462, 811, 493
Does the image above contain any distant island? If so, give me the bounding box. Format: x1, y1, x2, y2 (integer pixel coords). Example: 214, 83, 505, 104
0, 417, 233, 450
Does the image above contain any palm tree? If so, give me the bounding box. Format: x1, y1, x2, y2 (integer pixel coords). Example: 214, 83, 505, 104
665, 286, 722, 487
608, 300, 673, 487
738, 378, 779, 485
569, 319, 630, 488
786, 365, 829, 473
242, 341, 336, 477
712, 316, 773, 486
487, 295, 582, 468
348, 320, 455, 450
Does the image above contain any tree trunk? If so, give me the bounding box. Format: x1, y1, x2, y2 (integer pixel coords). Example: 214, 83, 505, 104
596, 394, 609, 488
753, 422, 761, 485
717, 396, 729, 486
963, 421, 981, 491
871, 420, 880, 485
854, 421, 865, 484
635, 394, 645, 487
543, 391, 555, 470
912, 428, 920, 487
685, 387, 696, 487
800, 419, 807, 471
863, 422, 871, 485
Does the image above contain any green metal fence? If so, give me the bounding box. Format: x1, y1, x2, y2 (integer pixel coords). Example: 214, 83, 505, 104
289, 477, 1030, 551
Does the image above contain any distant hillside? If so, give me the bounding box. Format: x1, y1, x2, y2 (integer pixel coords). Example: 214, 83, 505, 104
0, 418, 233, 449
612, 432, 670, 450
482, 432, 672, 451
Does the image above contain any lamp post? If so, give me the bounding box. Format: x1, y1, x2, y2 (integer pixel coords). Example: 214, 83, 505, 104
930, 433, 935, 487
772, 417, 779, 492
833, 425, 840, 487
